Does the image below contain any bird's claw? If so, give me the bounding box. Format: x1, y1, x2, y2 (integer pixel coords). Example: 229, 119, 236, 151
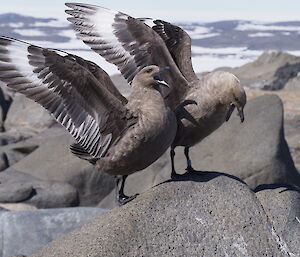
117, 193, 139, 206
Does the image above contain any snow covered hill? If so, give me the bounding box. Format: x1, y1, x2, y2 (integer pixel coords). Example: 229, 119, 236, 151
1, 13, 300, 74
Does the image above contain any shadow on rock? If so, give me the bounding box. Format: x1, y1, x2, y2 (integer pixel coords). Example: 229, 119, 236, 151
254, 183, 300, 193
159, 170, 247, 186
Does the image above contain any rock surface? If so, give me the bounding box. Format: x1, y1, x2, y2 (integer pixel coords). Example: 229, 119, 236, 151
0, 168, 79, 208
0, 182, 33, 203
285, 116, 300, 172
32, 173, 289, 257
4, 93, 54, 134
0, 140, 38, 172
10, 127, 115, 206
0, 85, 12, 132
0, 207, 106, 257
99, 94, 300, 208
256, 185, 300, 256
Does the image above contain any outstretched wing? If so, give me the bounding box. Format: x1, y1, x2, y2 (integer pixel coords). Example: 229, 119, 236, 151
0, 36, 129, 160
151, 20, 198, 82
69, 54, 128, 105
65, 3, 189, 108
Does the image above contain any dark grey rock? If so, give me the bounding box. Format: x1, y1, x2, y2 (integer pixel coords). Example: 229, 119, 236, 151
0, 84, 12, 132
4, 93, 54, 134
0, 168, 78, 208
0, 144, 38, 171
11, 127, 115, 206
0, 207, 106, 257
256, 185, 300, 256
24, 181, 78, 208
0, 182, 33, 203
263, 62, 300, 90
32, 173, 289, 257
0, 132, 30, 147
99, 94, 300, 209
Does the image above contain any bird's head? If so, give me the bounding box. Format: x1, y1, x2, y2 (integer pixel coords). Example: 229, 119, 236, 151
225, 83, 247, 123
133, 65, 170, 89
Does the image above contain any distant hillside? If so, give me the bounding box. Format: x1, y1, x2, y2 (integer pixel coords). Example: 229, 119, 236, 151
1, 13, 300, 74
0, 13, 70, 43
181, 20, 300, 51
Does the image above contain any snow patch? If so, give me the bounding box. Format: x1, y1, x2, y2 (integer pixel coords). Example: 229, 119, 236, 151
236, 22, 300, 31
191, 52, 260, 73
187, 26, 211, 35
282, 32, 291, 36
192, 33, 220, 39
5, 22, 24, 28
248, 32, 274, 37
14, 29, 46, 36
33, 19, 69, 27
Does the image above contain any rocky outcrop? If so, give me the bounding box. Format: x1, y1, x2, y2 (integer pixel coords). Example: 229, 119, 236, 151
217, 50, 300, 91
31, 173, 291, 257
0, 207, 106, 257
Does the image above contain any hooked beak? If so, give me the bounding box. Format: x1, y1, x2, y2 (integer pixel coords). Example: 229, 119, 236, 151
226, 104, 245, 123
153, 66, 170, 88
226, 104, 235, 122
237, 107, 244, 123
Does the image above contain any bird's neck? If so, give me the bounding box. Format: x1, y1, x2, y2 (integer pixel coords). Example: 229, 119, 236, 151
128, 86, 166, 109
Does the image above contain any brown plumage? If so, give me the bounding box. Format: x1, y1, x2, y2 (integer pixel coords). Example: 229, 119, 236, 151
65, 3, 247, 176
0, 36, 177, 203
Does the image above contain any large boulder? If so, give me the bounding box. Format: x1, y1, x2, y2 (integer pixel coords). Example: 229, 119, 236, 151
32, 173, 291, 257
256, 185, 300, 255
99, 94, 299, 208
0, 207, 106, 257
10, 126, 115, 206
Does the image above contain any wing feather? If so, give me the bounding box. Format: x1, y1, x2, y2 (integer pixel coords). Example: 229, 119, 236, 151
65, 2, 189, 107
0, 36, 129, 159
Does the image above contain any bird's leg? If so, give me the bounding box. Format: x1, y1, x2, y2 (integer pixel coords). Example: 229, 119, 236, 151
115, 175, 138, 206
184, 147, 196, 173
170, 148, 180, 179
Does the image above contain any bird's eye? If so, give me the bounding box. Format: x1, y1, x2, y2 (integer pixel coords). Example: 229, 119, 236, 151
234, 97, 239, 102
146, 68, 153, 73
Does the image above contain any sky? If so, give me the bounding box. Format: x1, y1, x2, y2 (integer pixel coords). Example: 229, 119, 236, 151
1, 0, 300, 22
